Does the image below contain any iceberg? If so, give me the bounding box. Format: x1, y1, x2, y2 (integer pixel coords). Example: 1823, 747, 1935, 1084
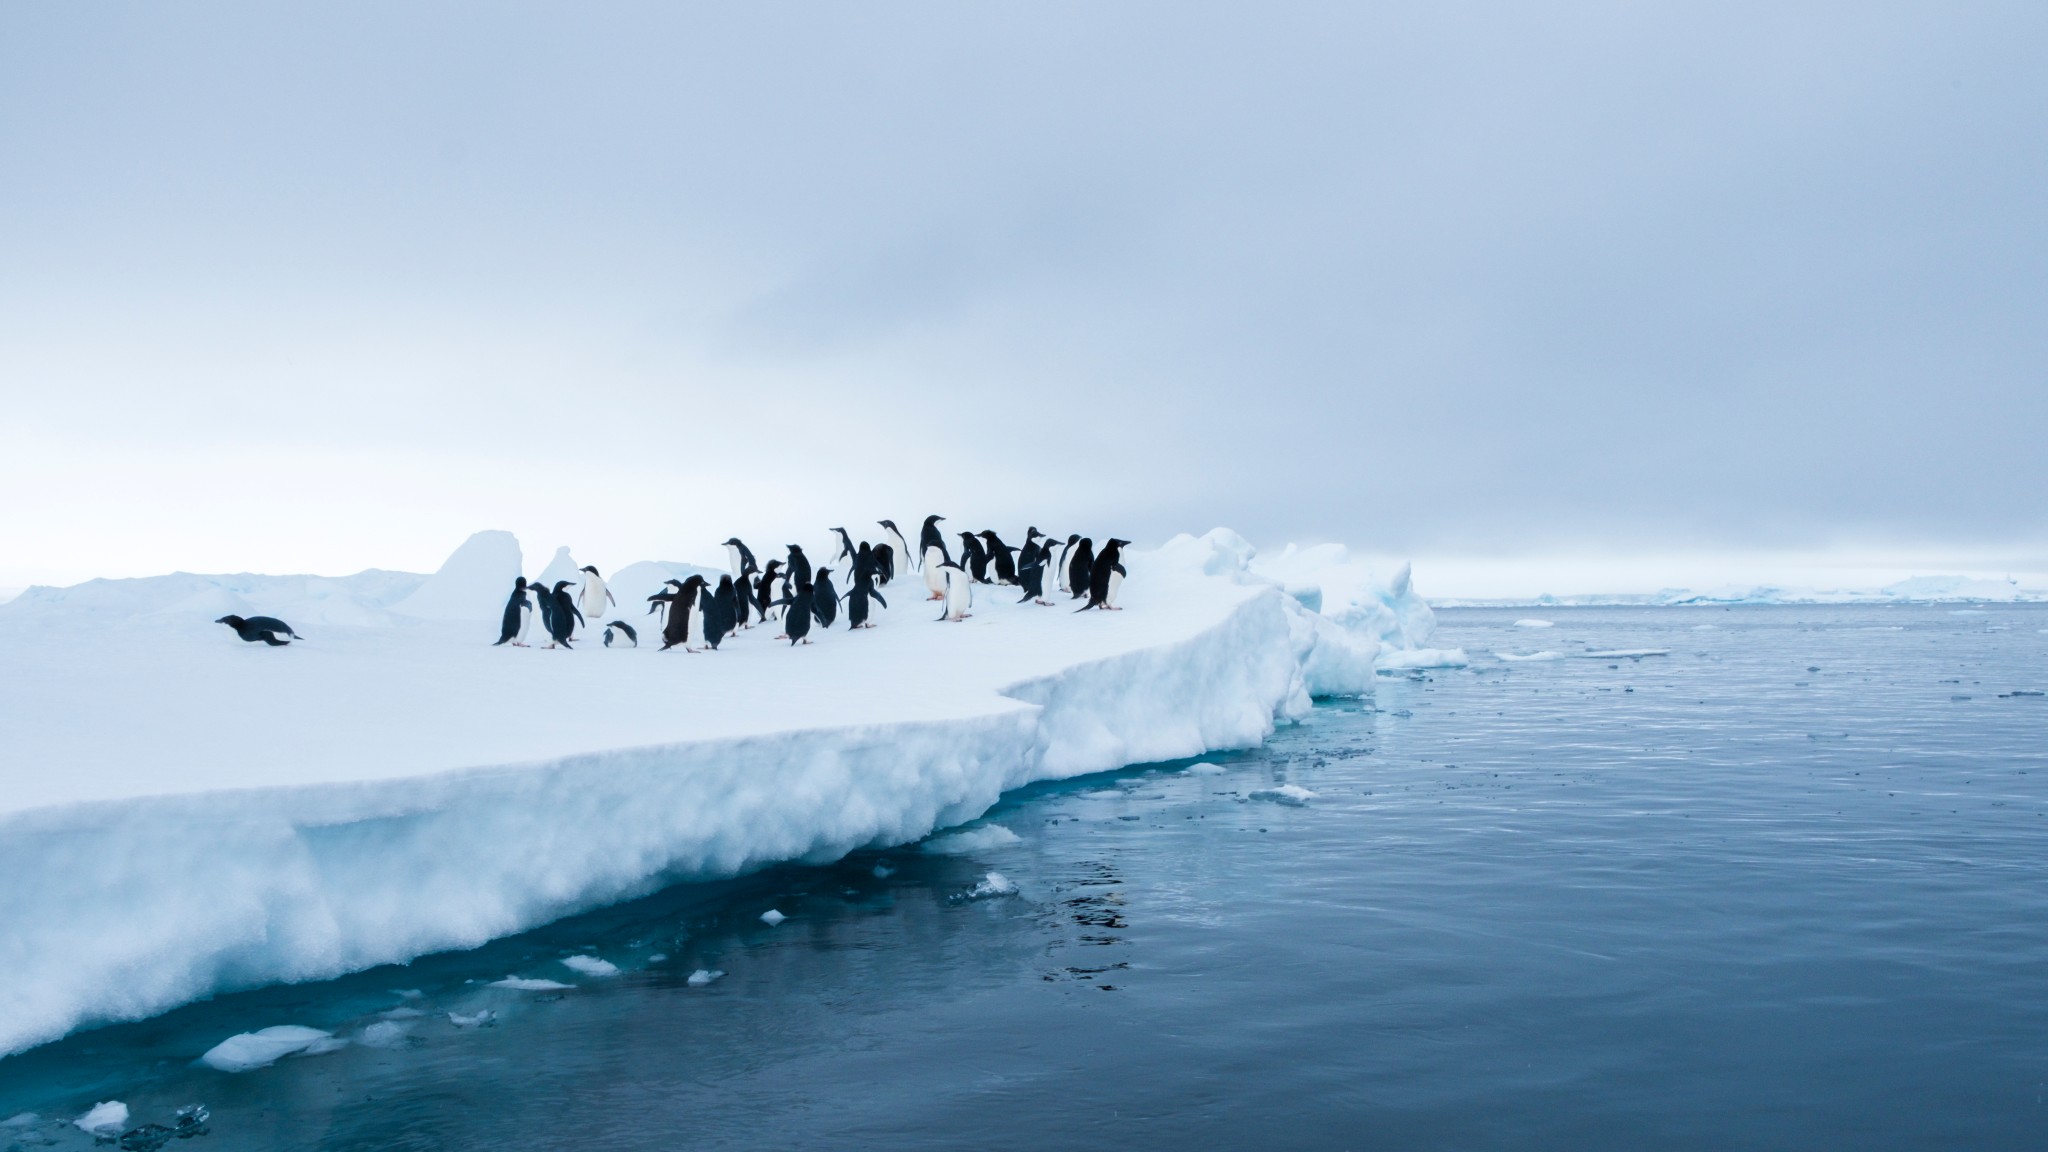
0, 527, 1439, 1059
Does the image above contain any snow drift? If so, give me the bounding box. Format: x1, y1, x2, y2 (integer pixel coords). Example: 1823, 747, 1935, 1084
0, 528, 1433, 1059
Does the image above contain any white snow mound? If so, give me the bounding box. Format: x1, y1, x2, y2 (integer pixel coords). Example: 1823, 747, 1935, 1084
74, 1102, 128, 1134
391, 531, 521, 622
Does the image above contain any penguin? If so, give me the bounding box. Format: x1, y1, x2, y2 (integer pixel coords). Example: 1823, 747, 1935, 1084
702, 577, 736, 650
756, 560, 784, 620
873, 542, 896, 585
1018, 528, 1044, 573
1054, 534, 1079, 593
829, 527, 858, 572
979, 530, 1019, 585
775, 580, 815, 645
546, 581, 582, 648
878, 519, 912, 579
576, 566, 615, 622
734, 572, 754, 629
651, 576, 707, 650
536, 577, 559, 639
1067, 538, 1095, 601
958, 531, 992, 584
494, 577, 532, 646
722, 538, 760, 581
1016, 548, 1051, 606
216, 614, 298, 645
786, 545, 812, 589
603, 620, 639, 648
812, 567, 839, 630
919, 515, 950, 600
936, 560, 973, 622
1077, 539, 1130, 611
842, 560, 888, 629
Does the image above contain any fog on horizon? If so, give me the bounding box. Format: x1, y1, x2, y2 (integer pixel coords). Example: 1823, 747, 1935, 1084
2, 1, 2041, 597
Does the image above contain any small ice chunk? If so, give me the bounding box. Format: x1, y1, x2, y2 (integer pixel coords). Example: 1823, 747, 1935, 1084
967, 872, 1018, 899
1249, 784, 1317, 806
759, 909, 786, 926
1691, 624, 1719, 631
3, 1112, 37, 1128
1494, 651, 1562, 663
199, 1025, 334, 1072
872, 862, 897, 878
1951, 609, 1988, 615
358, 1020, 412, 1048
687, 969, 725, 986
921, 824, 1022, 855
447, 1009, 496, 1028
490, 977, 574, 991
1514, 619, 1554, 628
648, 953, 668, 962
561, 955, 620, 977
393, 988, 424, 999
379, 1006, 424, 1020
1580, 649, 1670, 659
1184, 762, 1227, 776
74, 1101, 128, 1135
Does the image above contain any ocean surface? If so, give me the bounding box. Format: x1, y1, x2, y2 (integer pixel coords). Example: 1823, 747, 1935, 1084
5, 604, 2045, 1150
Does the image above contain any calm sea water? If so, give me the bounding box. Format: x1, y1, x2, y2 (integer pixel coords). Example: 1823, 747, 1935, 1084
5, 604, 2045, 1150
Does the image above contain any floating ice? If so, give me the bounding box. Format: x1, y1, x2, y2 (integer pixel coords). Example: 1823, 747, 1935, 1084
379, 1006, 424, 1020
1494, 651, 1562, 663
759, 909, 786, 926
561, 955, 620, 977
1184, 762, 1227, 776
489, 977, 574, 991
1375, 647, 1469, 671
872, 862, 897, 878
647, 953, 668, 962
967, 871, 1018, 899
447, 1009, 496, 1028
1249, 784, 1317, 806
687, 969, 725, 986
1951, 609, 1989, 616
358, 1020, 412, 1048
1691, 624, 1720, 631
921, 824, 1022, 854
3, 1112, 37, 1128
73, 1101, 127, 1135
198, 1025, 333, 1072
1581, 649, 1670, 659
1514, 619, 1554, 629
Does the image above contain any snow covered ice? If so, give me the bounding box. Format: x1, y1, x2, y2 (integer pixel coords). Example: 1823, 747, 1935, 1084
0, 527, 1441, 1058
561, 956, 620, 977
197, 1025, 335, 1072
73, 1101, 128, 1135
759, 910, 787, 927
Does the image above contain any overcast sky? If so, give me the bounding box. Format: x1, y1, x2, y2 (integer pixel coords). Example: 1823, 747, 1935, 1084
2, 2, 2041, 596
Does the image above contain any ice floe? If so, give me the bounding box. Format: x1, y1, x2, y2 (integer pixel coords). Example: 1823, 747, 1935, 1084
489, 977, 574, 992
686, 969, 725, 987
921, 824, 1022, 855
198, 1025, 334, 1072
759, 909, 787, 926
966, 872, 1018, 899
561, 955, 620, 978
73, 1101, 128, 1135
1249, 784, 1317, 806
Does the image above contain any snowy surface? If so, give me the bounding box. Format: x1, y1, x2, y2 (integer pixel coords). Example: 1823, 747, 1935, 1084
0, 527, 1435, 1058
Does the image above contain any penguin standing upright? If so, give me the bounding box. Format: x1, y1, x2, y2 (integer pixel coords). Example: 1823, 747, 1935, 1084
873, 542, 896, 585
979, 531, 1019, 585
1016, 548, 1051, 606
722, 538, 759, 581
495, 577, 532, 646
1054, 534, 1080, 593
702, 577, 736, 650
577, 566, 615, 623
546, 581, 582, 648
786, 545, 812, 589
776, 581, 815, 645
652, 576, 707, 649
812, 567, 839, 629
919, 515, 950, 600
1018, 528, 1044, 573
733, 572, 754, 628
603, 620, 639, 647
756, 560, 784, 620
1067, 538, 1095, 601
958, 531, 991, 584
1077, 539, 1130, 611
878, 519, 912, 581
843, 553, 888, 629
937, 561, 973, 622
535, 576, 559, 638
828, 528, 858, 573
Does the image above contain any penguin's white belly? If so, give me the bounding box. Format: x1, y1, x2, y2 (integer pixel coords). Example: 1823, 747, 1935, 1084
923, 549, 947, 594
943, 571, 972, 620
684, 603, 703, 645
515, 603, 533, 641
579, 580, 608, 620
1106, 567, 1123, 606
1055, 550, 1071, 592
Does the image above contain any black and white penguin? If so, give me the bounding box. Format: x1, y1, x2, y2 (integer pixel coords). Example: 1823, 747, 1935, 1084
873, 542, 896, 585
733, 572, 754, 629
216, 614, 298, 645
877, 520, 912, 580
958, 531, 992, 584
756, 560, 784, 621
777, 581, 815, 645
919, 515, 950, 600
936, 560, 973, 622
1016, 548, 1051, 606
603, 620, 639, 647
1077, 539, 1130, 611
722, 538, 759, 580
536, 577, 559, 638
577, 566, 615, 623
786, 545, 812, 589
1018, 528, 1044, 573
1054, 534, 1080, 594
829, 527, 858, 573
546, 581, 582, 647
812, 567, 839, 630
652, 576, 707, 650
494, 577, 532, 646
1067, 538, 1095, 601
703, 577, 736, 651
979, 531, 1019, 585
843, 558, 888, 628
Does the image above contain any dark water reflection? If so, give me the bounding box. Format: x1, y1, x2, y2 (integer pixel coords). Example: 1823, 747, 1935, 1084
5, 604, 2047, 1150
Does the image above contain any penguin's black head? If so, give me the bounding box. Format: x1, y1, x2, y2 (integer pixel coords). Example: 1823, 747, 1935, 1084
879, 519, 897, 530
215, 615, 246, 628
788, 545, 805, 555
1067, 534, 1080, 544
723, 537, 742, 546
514, 577, 527, 590
581, 565, 600, 576
553, 580, 572, 592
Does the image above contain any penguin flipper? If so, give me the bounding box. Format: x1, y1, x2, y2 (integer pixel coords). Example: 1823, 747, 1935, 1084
872, 590, 887, 609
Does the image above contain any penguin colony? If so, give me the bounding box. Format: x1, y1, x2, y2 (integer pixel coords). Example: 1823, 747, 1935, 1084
484, 519, 1130, 651
216, 519, 1130, 651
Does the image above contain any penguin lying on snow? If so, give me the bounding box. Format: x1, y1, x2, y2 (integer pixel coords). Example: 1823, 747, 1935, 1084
217, 614, 300, 645
1076, 539, 1129, 611
603, 620, 638, 647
